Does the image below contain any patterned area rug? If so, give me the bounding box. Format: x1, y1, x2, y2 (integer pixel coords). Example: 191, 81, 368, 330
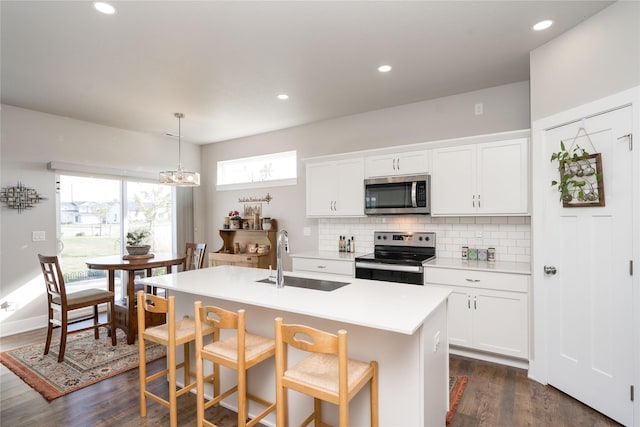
0, 329, 165, 400
447, 375, 468, 424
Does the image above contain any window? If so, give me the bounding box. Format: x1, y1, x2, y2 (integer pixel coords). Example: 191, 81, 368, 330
216, 150, 297, 190
57, 175, 174, 298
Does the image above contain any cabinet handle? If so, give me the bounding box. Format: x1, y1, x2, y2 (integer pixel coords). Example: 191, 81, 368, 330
467, 298, 470, 309
392, 158, 397, 170
317, 265, 327, 269
465, 278, 480, 282
472, 195, 475, 208
474, 297, 477, 310
397, 157, 400, 169
478, 194, 481, 208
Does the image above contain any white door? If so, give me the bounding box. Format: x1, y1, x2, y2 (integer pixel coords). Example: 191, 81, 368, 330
541, 106, 634, 425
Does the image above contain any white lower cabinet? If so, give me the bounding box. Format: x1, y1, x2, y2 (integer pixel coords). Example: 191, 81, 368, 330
426, 267, 529, 360
292, 257, 354, 276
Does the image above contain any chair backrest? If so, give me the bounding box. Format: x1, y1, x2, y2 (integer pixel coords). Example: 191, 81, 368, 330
274, 317, 349, 396
194, 302, 247, 362
275, 318, 343, 355
137, 291, 175, 336
185, 242, 207, 270
38, 254, 67, 305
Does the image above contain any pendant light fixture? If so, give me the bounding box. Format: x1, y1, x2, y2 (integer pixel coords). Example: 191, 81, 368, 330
159, 112, 200, 187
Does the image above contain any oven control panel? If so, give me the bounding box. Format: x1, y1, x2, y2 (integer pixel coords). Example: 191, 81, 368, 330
374, 231, 435, 247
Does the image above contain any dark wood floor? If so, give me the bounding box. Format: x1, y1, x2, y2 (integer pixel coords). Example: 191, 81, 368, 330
1, 325, 622, 426
449, 356, 622, 427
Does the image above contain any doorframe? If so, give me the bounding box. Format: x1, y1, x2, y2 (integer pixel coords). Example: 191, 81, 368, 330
530, 86, 640, 425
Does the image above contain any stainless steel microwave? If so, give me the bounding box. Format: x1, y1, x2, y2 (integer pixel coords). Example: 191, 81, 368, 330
364, 174, 431, 215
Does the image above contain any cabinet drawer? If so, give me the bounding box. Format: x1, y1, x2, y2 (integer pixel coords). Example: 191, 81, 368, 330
209, 252, 259, 266
425, 267, 528, 292
292, 258, 354, 276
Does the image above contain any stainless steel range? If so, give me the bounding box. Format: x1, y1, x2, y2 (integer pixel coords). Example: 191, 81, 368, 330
355, 231, 435, 285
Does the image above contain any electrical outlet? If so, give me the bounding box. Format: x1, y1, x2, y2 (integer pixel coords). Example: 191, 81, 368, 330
433, 331, 441, 352
474, 103, 483, 115
32, 231, 46, 241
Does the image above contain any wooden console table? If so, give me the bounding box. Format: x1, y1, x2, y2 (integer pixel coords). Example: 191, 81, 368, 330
86, 253, 186, 344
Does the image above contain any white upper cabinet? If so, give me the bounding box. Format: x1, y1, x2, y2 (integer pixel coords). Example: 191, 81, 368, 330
431, 138, 529, 215
306, 158, 364, 217
365, 150, 429, 178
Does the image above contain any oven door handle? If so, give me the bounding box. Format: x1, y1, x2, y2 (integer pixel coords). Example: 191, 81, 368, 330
355, 261, 423, 273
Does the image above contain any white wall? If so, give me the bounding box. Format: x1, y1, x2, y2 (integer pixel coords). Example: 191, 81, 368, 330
201, 81, 531, 266
530, 1, 640, 120
0, 105, 204, 335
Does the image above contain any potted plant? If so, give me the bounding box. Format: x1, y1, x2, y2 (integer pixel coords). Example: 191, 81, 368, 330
550, 141, 602, 204
228, 210, 242, 229
126, 228, 151, 255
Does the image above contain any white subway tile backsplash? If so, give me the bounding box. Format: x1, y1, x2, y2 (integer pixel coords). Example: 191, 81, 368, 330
317, 216, 531, 260
507, 231, 525, 240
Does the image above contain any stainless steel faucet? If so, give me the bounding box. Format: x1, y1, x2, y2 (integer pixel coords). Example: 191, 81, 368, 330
276, 229, 289, 288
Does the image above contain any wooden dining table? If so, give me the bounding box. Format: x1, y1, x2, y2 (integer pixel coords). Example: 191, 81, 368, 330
86, 253, 186, 344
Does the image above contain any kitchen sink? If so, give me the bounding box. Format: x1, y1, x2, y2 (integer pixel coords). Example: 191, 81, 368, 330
256, 276, 350, 292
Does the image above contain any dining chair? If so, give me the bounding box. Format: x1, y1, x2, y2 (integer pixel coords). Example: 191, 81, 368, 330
194, 302, 276, 427
274, 317, 379, 427
38, 254, 117, 363
185, 242, 207, 270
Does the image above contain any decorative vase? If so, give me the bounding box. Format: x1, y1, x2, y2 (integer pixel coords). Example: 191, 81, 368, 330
230, 219, 240, 229
262, 217, 272, 230
223, 217, 230, 229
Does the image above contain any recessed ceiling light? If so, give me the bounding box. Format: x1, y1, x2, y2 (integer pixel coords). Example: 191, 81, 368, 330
533, 20, 553, 31
94, 2, 116, 15
378, 65, 392, 73
277, 94, 289, 100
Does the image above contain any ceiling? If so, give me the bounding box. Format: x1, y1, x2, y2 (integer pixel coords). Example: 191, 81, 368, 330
1, 1, 612, 144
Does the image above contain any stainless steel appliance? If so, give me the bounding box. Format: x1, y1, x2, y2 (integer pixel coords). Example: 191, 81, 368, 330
355, 231, 435, 285
364, 174, 430, 215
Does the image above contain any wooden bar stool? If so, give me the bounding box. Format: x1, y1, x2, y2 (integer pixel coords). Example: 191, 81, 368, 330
194, 302, 276, 427
274, 317, 379, 427
137, 291, 214, 427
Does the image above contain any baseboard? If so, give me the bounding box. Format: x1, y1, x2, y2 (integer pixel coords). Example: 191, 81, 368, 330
450, 346, 529, 370
0, 314, 48, 338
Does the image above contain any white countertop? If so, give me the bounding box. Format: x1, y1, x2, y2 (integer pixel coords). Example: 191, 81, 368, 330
425, 257, 531, 275
289, 250, 365, 261
138, 265, 450, 335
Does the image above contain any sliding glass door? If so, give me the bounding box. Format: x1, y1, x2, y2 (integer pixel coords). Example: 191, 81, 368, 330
57, 174, 174, 297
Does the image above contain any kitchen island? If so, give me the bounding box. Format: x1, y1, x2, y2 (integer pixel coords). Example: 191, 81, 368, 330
138, 265, 450, 426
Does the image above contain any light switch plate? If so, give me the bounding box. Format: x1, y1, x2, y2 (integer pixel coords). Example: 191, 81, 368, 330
32, 231, 46, 241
